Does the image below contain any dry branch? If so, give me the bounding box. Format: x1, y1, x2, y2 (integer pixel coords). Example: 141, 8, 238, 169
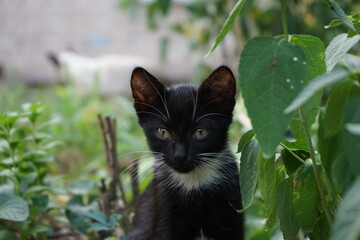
98, 114, 132, 234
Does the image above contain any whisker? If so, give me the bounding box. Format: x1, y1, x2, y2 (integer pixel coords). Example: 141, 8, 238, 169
196, 113, 230, 122
192, 89, 199, 121
143, 70, 170, 119
136, 111, 167, 121
134, 101, 168, 120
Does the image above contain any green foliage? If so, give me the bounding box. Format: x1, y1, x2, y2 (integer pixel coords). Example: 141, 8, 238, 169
0, 102, 60, 238
205, 0, 247, 57
208, 0, 360, 239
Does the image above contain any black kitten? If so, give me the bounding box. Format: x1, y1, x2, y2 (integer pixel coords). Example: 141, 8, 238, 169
128, 66, 244, 240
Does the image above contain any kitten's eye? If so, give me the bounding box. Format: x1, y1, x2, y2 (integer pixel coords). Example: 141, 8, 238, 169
155, 128, 171, 140
193, 128, 209, 140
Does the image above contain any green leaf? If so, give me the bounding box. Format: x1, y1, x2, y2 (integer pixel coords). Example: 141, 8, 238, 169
344, 54, 360, 71
0, 194, 29, 221
289, 35, 326, 126
239, 37, 307, 156
69, 179, 95, 195
276, 178, 300, 240
87, 210, 108, 225
237, 129, 255, 153
346, 123, 360, 135
285, 69, 349, 113
325, 0, 356, 32
156, 0, 171, 15
324, 19, 344, 29
23, 185, 52, 199
325, 33, 360, 72
31, 194, 49, 210
0, 230, 18, 240
292, 160, 319, 233
324, 81, 360, 138
258, 155, 277, 227
331, 178, 360, 240
343, 96, 360, 177
281, 149, 308, 175
65, 196, 98, 233
331, 152, 354, 194
309, 213, 330, 240
205, 0, 247, 57
239, 139, 259, 211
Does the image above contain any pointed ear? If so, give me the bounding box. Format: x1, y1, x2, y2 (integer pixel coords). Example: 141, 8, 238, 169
198, 66, 236, 107
131, 67, 165, 111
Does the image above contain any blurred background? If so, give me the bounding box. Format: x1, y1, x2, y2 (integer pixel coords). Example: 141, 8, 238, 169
0, 0, 359, 239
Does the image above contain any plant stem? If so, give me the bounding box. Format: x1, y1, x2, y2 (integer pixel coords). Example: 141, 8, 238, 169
300, 110, 332, 226
280, 0, 289, 41
279, 142, 306, 164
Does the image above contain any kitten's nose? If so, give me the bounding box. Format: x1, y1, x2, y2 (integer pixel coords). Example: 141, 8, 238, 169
174, 144, 187, 162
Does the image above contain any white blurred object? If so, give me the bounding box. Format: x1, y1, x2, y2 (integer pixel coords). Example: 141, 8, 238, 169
50, 51, 154, 96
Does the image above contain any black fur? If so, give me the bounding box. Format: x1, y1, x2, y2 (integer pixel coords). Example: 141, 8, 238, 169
128, 66, 244, 240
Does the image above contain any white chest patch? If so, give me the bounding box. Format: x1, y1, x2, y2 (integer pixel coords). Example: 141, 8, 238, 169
195, 228, 213, 240
166, 159, 223, 194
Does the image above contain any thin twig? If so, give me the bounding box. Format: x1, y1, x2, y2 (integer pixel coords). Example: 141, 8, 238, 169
299, 110, 332, 226
98, 114, 132, 232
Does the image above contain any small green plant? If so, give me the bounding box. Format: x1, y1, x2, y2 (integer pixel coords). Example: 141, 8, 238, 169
0, 102, 61, 239
206, 0, 360, 239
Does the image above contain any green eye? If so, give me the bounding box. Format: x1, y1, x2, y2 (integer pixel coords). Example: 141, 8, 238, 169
193, 128, 209, 140
156, 128, 171, 140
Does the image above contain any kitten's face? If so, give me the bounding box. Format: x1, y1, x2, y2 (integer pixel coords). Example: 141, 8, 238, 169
131, 67, 236, 174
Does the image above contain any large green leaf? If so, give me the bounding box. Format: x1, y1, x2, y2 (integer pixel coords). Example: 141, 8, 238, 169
0, 194, 29, 221
292, 160, 319, 233
331, 178, 360, 240
276, 178, 300, 240
239, 37, 307, 156
285, 69, 349, 113
239, 139, 259, 211
258, 155, 277, 227
205, 0, 247, 57
325, 33, 360, 73
343, 97, 360, 177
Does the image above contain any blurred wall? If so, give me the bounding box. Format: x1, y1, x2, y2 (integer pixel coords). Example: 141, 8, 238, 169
0, 0, 226, 86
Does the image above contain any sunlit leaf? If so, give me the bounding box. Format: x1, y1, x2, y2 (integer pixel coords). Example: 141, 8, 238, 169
325, 33, 360, 72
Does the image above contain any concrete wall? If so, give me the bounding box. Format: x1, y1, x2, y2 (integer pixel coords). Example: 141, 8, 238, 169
0, 0, 230, 86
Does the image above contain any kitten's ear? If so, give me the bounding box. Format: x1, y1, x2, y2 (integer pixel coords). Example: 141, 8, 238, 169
131, 67, 165, 111
199, 66, 236, 106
